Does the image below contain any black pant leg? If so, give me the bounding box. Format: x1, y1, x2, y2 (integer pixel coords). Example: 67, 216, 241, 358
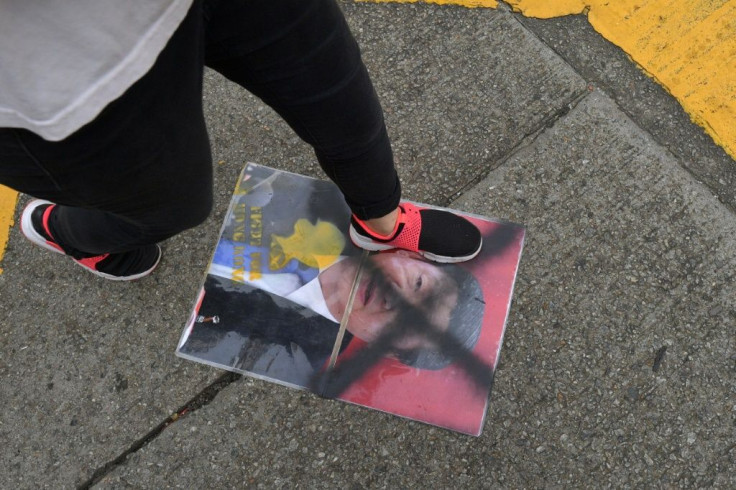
204, 0, 401, 219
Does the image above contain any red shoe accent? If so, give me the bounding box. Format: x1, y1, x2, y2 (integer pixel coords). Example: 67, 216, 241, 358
350, 202, 422, 253
41, 204, 64, 253
351, 206, 403, 240
350, 203, 423, 252
77, 254, 111, 269
21, 199, 161, 280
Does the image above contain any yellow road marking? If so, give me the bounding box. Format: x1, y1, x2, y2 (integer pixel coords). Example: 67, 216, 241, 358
0, 185, 19, 274
365, 0, 498, 7
506, 0, 736, 160
362, 0, 736, 161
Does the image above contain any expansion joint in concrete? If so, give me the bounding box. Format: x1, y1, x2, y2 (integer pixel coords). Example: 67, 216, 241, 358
448, 88, 589, 204
77, 372, 242, 489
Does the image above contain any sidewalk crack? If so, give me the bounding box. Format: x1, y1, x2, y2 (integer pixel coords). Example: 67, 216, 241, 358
78, 371, 241, 489
447, 88, 590, 203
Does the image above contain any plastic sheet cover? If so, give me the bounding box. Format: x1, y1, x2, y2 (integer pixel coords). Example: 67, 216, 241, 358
177, 163, 525, 435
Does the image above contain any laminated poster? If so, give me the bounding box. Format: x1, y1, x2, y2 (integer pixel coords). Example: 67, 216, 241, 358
177, 163, 525, 436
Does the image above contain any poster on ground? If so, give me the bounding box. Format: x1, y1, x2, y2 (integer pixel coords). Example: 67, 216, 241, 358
177, 163, 525, 436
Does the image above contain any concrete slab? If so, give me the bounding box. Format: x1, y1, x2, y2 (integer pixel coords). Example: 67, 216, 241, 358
455, 90, 736, 486
96, 91, 735, 487
348, 2, 587, 203
0, 214, 222, 487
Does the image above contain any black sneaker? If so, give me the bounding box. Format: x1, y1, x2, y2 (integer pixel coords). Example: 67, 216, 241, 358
20, 199, 162, 281
349, 202, 482, 263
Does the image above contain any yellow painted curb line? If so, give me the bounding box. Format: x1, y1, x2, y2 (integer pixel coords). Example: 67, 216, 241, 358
361, 0, 736, 162
365, 0, 498, 7
0, 185, 19, 274
506, 0, 736, 161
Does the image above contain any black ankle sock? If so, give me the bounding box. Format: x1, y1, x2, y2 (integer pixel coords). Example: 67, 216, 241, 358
43, 207, 99, 259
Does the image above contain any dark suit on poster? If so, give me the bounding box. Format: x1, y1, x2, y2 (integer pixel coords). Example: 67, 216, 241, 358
179, 274, 353, 388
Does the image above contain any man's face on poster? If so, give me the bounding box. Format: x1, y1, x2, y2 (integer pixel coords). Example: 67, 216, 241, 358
320, 251, 459, 350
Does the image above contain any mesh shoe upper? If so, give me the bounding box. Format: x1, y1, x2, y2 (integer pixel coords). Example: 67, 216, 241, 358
349, 202, 482, 263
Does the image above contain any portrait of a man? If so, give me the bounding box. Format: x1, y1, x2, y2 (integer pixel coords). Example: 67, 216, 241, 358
182, 248, 484, 382
176, 164, 524, 435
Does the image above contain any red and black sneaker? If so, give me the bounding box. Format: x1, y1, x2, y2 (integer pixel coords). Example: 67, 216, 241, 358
20, 200, 162, 281
349, 202, 482, 263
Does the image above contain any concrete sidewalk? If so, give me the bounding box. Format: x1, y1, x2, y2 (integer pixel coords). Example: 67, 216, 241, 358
1, 2, 733, 488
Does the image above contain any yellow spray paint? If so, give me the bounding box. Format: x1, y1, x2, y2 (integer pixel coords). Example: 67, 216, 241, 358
0, 185, 19, 274
362, 0, 736, 161
271, 219, 345, 271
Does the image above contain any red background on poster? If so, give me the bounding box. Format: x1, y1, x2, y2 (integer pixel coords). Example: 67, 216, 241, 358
335, 218, 523, 435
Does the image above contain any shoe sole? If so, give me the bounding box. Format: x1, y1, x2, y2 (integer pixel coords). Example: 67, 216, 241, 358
84, 245, 162, 281
21, 199, 162, 281
349, 225, 483, 264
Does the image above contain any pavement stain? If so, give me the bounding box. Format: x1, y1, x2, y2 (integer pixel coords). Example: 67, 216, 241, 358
651, 345, 667, 372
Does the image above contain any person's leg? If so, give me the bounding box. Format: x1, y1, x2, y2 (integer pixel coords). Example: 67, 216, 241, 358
203, 0, 481, 262
203, 0, 400, 222
0, 1, 212, 276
